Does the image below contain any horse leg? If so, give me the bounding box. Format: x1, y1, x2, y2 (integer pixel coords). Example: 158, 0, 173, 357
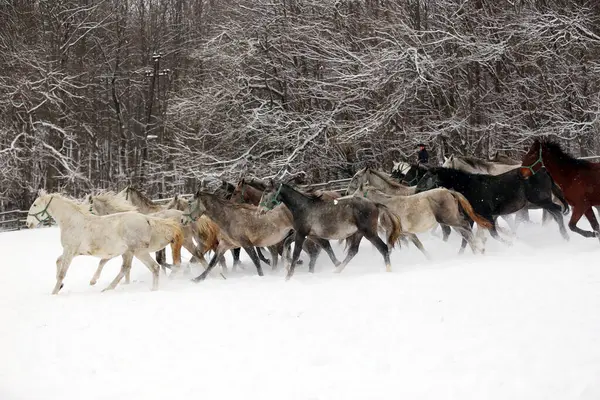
311, 237, 341, 267
243, 246, 264, 277
499, 215, 516, 236
459, 220, 474, 254
256, 247, 271, 266
538, 201, 569, 240
90, 258, 114, 286
408, 234, 430, 260
55, 256, 62, 280
364, 232, 392, 272
193, 243, 228, 282
52, 251, 74, 295
267, 246, 279, 270
455, 225, 483, 254
102, 252, 134, 292
583, 208, 600, 243
514, 208, 530, 230
286, 234, 307, 280
568, 205, 596, 238
304, 240, 322, 273
541, 209, 552, 226
231, 248, 241, 270
335, 233, 363, 274
441, 224, 451, 242
132, 252, 160, 291
488, 220, 512, 245
155, 249, 169, 276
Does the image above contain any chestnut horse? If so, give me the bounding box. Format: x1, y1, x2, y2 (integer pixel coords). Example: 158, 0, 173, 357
521, 140, 600, 240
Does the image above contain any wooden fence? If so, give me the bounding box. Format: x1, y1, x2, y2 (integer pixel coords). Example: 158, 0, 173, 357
4, 153, 600, 232
0, 178, 353, 233
0, 210, 29, 233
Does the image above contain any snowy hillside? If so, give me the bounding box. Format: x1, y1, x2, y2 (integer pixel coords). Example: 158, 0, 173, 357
2, 212, 600, 400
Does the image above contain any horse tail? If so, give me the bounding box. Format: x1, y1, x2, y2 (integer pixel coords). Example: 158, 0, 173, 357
550, 180, 570, 215
195, 215, 220, 252
169, 225, 184, 266
149, 217, 184, 265
375, 203, 403, 248
449, 190, 493, 230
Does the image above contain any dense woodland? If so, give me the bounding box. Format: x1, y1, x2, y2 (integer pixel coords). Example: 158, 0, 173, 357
1, 0, 600, 211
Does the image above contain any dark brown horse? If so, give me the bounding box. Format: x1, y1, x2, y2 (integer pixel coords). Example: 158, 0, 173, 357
521, 140, 600, 240
231, 179, 264, 205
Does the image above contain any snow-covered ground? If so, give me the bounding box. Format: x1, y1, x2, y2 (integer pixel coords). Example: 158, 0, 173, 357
2, 212, 600, 400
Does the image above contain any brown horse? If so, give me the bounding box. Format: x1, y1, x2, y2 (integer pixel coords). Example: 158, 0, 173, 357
521, 139, 600, 240
231, 179, 265, 205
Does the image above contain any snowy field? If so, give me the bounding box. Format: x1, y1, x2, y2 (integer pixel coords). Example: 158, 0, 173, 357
2, 211, 600, 400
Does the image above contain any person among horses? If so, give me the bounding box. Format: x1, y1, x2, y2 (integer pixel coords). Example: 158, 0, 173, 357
417, 143, 429, 165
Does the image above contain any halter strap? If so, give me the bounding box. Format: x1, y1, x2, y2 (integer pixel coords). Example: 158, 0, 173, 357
182, 200, 200, 225
28, 196, 55, 224
260, 184, 283, 210
521, 144, 545, 176
406, 175, 420, 186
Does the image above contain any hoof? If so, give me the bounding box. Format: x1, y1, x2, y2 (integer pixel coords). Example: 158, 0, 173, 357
89, 280, 97, 286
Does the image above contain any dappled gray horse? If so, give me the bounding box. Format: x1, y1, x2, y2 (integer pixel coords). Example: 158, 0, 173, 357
260, 181, 402, 280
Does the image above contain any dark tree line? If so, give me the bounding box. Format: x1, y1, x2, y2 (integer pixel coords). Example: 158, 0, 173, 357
1, 0, 599, 211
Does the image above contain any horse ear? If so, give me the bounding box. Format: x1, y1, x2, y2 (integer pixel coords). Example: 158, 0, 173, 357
268, 178, 275, 188
174, 194, 178, 201
195, 190, 200, 198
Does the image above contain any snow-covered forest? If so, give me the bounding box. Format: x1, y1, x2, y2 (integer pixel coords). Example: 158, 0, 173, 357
1, 0, 600, 210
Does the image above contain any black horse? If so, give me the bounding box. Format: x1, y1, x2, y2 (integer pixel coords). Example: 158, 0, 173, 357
415, 167, 570, 249
401, 164, 430, 186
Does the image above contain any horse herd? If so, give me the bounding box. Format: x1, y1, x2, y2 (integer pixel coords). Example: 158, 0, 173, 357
25, 139, 600, 295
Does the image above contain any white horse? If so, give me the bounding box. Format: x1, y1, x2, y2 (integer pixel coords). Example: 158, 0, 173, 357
26, 190, 183, 294
84, 191, 224, 282
392, 161, 412, 177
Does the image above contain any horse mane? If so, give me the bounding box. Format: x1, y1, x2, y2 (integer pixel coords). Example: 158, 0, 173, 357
92, 191, 138, 213
41, 192, 88, 215
363, 186, 392, 198
126, 187, 157, 207
368, 168, 406, 188
200, 191, 258, 210
539, 140, 594, 169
